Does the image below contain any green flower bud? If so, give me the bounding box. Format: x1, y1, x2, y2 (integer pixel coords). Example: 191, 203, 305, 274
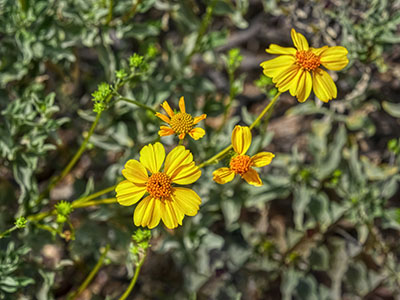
129, 53, 144, 69
15, 217, 27, 228
55, 201, 73, 217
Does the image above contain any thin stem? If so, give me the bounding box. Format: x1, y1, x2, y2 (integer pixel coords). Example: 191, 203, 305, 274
184, 0, 218, 64
121, 0, 142, 23
106, 0, 113, 25
1, 185, 116, 239
18, 0, 27, 11
217, 75, 235, 132
38, 72, 137, 203
249, 92, 281, 130
68, 244, 111, 300
27, 210, 55, 222
72, 184, 117, 206
118, 250, 148, 300
72, 198, 117, 209
0, 226, 18, 239
118, 97, 157, 114
198, 92, 281, 168
38, 111, 102, 202
198, 145, 232, 169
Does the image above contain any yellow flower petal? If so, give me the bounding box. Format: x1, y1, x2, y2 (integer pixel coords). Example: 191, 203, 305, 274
232, 125, 251, 155
116, 180, 146, 206
179, 96, 186, 113
275, 65, 301, 92
164, 146, 193, 177
170, 162, 201, 185
260, 55, 296, 78
148, 199, 162, 229
171, 187, 201, 216
122, 159, 148, 184
213, 167, 235, 184
291, 28, 309, 51
251, 152, 275, 167
265, 44, 296, 55
294, 69, 313, 102
159, 126, 175, 137
189, 127, 205, 140
170, 201, 184, 225
155, 112, 170, 124
161, 200, 179, 229
193, 114, 207, 125
178, 132, 186, 140
140, 142, 165, 174
161, 101, 174, 117
289, 69, 304, 96
241, 168, 262, 186
311, 46, 328, 56
312, 69, 337, 102
134, 195, 153, 227
320, 46, 349, 71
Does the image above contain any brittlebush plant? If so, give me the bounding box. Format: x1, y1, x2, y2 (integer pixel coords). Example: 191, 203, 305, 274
1, 23, 353, 299
115, 28, 349, 232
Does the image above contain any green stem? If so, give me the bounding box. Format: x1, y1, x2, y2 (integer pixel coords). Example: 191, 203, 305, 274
198, 92, 281, 168
185, 0, 218, 64
198, 145, 232, 169
68, 244, 111, 300
72, 198, 117, 209
18, 0, 27, 11
121, 0, 142, 23
0, 226, 18, 239
38, 73, 137, 203
118, 97, 157, 114
1, 185, 116, 239
38, 111, 102, 202
106, 0, 113, 25
118, 250, 148, 300
27, 210, 55, 222
219, 71, 236, 131
72, 184, 117, 206
249, 92, 281, 130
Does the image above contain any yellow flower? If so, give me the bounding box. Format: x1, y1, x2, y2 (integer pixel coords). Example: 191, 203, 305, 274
115, 142, 202, 229
213, 126, 275, 186
260, 28, 349, 103
156, 96, 207, 140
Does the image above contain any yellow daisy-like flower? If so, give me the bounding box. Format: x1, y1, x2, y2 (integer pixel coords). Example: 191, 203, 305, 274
156, 96, 207, 140
213, 126, 275, 186
260, 28, 349, 103
115, 142, 202, 229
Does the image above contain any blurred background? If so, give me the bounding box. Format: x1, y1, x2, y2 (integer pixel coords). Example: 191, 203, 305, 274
1, 0, 400, 299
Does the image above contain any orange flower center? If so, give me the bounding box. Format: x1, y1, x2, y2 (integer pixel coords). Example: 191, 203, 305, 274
170, 112, 194, 134
146, 172, 172, 199
295, 50, 321, 71
230, 155, 252, 174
